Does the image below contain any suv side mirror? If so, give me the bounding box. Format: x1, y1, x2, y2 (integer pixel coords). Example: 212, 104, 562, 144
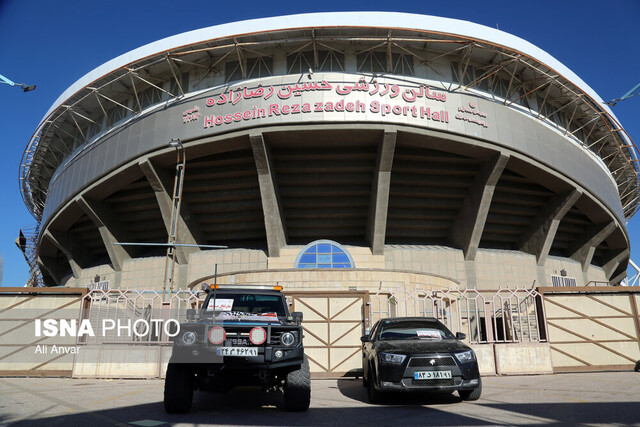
360, 335, 370, 342
291, 312, 303, 325
456, 332, 466, 340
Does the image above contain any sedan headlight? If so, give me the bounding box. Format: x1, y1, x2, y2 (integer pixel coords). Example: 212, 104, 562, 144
379, 353, 406, 364
182, 331, 197, 345
454, 350, 476, 363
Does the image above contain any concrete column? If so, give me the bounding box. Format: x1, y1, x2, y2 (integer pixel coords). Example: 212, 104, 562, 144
602, 248, 630, 280
139, 159, 203, 264
38, 256, 66, 285
518, 189, 582, 266
610, 270, 627, 285
451, 153, 510, 261
367, 130, 397, 255
250, 133, 287, 257
44, 230, 88, 278
568, 221, 617, 284
76, 196, 134, 271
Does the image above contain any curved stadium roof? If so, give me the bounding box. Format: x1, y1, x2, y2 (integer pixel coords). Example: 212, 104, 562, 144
20, 12, 640, 220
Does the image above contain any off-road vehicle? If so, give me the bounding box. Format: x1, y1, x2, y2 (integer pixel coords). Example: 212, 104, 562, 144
164, 285, 310, 413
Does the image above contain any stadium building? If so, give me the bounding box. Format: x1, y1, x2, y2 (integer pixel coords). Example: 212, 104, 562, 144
19, 12, 639, 294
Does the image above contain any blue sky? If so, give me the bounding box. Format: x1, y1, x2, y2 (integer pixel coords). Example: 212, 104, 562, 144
0, 0, 638, 286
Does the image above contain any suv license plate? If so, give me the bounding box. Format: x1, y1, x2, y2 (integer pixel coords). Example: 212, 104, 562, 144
414, 370, 452, 380
216, 347, 258, 357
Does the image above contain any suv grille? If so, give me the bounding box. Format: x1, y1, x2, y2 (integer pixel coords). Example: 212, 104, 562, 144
408, 356, 456, 367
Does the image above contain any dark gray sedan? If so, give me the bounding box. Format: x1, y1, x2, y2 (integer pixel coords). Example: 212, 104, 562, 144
361, 317, 481, 403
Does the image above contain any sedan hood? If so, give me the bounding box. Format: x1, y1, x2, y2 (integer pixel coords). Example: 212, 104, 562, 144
375, 339, 470, 354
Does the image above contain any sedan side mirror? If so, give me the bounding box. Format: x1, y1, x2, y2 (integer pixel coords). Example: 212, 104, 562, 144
360, 335, 370, 342
186, 309, 196, 321
456, 332, 467, 340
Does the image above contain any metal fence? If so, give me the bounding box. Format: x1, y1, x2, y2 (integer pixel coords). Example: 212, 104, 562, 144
369, 287, 546, 344
79, 289, 205, 345
79, 286, 546, 346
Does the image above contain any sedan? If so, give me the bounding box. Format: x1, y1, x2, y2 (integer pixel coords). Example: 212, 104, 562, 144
361, 317, 481, 403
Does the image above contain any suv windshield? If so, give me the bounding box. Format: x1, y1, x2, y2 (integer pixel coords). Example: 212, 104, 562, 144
203, 293, 286, 317
377, 320, 455, 340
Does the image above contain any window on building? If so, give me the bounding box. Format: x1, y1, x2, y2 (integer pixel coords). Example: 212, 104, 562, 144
294, 240, 355, 269
357, 51, 414, 75
169, 72, 190, 97
287, 50, 345, 73
139, 84, 163, 109
225, 56, 273, 83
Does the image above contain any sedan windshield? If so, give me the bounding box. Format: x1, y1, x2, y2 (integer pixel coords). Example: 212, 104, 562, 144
378, 321, 455, 340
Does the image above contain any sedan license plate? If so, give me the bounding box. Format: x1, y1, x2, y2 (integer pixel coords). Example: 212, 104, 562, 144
414, 370, 452, 380
216, 347, 258, 357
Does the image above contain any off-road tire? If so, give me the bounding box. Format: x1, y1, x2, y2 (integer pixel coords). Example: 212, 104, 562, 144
367, 364, 381, 404
164, 363, 194, 413
284, 356, 311, 412
459, 379, 482, 401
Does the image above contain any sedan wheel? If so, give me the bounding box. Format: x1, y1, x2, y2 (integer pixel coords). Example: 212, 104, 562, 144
367, 366, 381, 404
459, 379, 482, 401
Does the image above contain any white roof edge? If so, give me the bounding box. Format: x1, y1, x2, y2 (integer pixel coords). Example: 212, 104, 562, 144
39, 11, 620, 130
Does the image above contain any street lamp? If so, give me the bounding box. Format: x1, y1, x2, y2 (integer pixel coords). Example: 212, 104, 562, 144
162, 138, 186, 302
1, 73, 36, 92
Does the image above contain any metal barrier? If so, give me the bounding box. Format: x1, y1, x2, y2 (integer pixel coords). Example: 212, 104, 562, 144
81, 287, 546, 346
369, 287, 546, 344
79, 289, 204, 345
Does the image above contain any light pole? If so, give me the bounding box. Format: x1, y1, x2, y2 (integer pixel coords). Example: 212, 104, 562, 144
162, 138, 186, 302
0, 73, 36, 92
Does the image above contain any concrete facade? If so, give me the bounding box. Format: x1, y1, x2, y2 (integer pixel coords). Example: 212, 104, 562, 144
20, 13, 636, 293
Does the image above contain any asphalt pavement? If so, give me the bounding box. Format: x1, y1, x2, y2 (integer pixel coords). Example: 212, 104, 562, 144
0, 371, 639, 426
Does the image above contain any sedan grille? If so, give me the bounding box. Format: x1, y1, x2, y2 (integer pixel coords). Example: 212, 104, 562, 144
402, 378, 462, 388
408, 356, 456, 367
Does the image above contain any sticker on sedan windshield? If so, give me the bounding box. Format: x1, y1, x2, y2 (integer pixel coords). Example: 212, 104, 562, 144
416, 329, 442, 339
206, 299, 234, 311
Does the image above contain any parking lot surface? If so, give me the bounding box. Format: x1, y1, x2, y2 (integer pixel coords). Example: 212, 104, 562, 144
1, 372, 639, 426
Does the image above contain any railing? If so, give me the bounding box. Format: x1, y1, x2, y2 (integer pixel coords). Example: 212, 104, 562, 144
79, 287, 546, 346
79, 289, 204, 345
369, 287, 546, 344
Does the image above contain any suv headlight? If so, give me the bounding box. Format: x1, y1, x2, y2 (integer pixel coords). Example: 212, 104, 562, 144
379, 353, 406, 364
454, 350, 475, 363
281, 332, 295, 346
182, 331, 197, 345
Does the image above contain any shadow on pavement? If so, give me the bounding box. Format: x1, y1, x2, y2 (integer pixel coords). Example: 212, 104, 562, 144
6, 381, 640, 426
336, 378, 463, 405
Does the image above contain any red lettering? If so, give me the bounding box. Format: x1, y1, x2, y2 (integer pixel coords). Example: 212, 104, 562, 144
269, 104, 280, 115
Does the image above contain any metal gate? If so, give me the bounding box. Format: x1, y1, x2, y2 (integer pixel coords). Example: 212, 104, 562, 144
0, 287, 87, 377
541, 287, 640, 372
287, 291, 369, 378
